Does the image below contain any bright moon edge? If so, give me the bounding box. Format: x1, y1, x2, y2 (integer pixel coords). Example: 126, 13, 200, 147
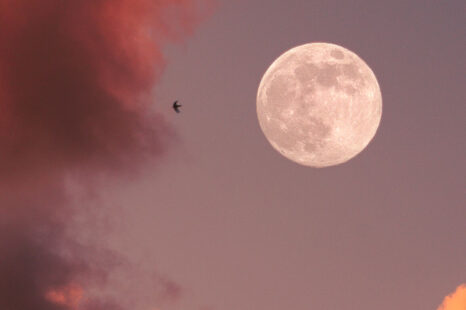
256, 42, 382, 168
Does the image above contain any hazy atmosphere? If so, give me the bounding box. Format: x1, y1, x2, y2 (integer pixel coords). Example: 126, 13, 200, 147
0, 1, 464, 310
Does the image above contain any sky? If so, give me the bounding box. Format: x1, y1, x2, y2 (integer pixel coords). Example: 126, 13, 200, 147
0, 1, 464, 310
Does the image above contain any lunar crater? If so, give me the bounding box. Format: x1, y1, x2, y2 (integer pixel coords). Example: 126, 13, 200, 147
330, 49, 344, 59
257, 43, 382, 167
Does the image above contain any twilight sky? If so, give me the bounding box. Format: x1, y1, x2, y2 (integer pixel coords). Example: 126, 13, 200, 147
102, 0, 465, 309
0, 1, 464, 310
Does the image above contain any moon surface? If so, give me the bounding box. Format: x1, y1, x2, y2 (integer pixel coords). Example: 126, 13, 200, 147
256, 42, 382, 167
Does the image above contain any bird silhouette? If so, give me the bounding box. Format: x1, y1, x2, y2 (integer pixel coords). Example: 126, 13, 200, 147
173, 100, 182, 113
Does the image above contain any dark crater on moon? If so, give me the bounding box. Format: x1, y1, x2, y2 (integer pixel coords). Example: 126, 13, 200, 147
294, 61, 364, 93
266, 74, 296, 107
301, 117, 331, 153
262, 112, 331, 155
330, 49, 344, 59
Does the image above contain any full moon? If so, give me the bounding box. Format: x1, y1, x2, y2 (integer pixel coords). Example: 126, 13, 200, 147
256, 42, 382, 167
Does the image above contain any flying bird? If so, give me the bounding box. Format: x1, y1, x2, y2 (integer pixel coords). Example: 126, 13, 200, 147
173, 101, 182, 113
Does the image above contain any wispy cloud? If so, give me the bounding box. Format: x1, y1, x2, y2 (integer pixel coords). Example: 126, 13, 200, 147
0, 1, 214, 309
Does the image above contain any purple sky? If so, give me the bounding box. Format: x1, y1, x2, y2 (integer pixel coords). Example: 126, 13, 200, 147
0, 0, 463, 309
93, 1, 465, 309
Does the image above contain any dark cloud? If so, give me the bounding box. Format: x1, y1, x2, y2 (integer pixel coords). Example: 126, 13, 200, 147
0, 0, 177, 175
0, 1, 213, 309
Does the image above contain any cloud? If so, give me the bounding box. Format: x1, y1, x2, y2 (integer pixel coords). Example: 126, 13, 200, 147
0, 0, 207, 176
0, 0, 214, 309
437, 284, 466, 310
46, 284, 84, 309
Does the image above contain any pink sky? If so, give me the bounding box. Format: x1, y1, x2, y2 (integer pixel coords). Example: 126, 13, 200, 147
0, 1, 464, 310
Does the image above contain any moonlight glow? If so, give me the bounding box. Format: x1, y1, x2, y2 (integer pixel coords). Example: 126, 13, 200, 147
257, 42, 382, 167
